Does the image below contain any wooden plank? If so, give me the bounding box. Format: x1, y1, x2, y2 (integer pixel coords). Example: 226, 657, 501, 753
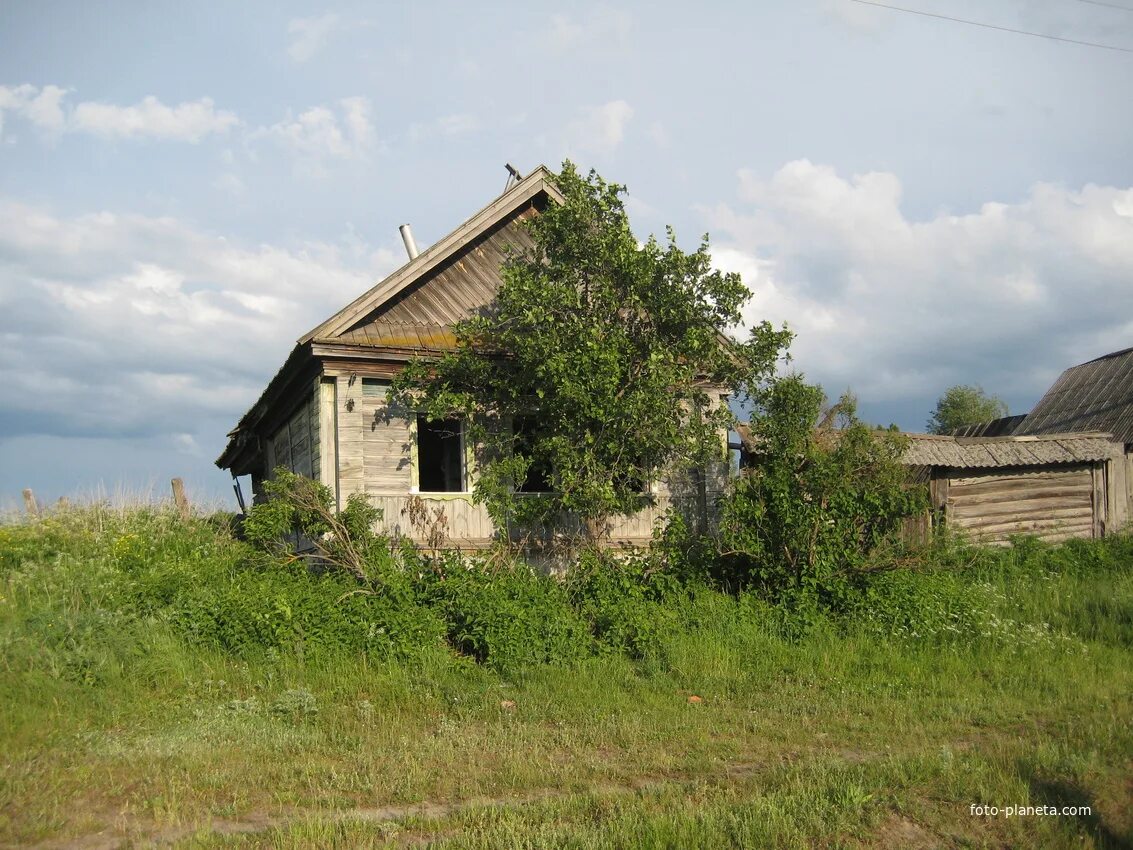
22, 488, 38, 518
950, 474, 1091, 495
1110, 453, 1129, 532
950, 495, 1092, 520
929, 476, 949, 510
947, 486, 1093, 507
949, 467, 1090, 489
957, 506, 1093, 528
171, 478, 190, 521
958, 515, 1093, 536
319, 378, 338, 499
1092, 464, 1106, 538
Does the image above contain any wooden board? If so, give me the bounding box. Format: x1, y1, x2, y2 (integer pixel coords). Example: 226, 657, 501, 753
946, 463, 1098, 543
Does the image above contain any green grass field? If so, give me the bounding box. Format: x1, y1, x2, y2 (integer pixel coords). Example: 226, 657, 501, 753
1, 505, 1130, 848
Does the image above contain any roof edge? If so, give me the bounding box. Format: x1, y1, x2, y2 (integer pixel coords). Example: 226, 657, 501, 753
297, 165, 561, 345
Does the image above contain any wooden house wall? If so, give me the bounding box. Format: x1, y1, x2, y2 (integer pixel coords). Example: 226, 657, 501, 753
941, 463, 1099, 544
264, 381, 319, 482
324, 373, 730, 548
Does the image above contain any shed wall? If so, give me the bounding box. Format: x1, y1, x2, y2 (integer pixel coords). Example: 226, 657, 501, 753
944, 463, 1099, 543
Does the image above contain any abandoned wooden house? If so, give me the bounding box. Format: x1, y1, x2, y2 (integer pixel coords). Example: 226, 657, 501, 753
215, 166, 729, 548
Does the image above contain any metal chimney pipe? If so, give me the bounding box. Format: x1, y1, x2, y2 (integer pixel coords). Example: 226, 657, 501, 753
399, 224, 419, 260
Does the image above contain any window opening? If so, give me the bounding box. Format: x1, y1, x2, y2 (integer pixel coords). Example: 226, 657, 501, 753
417, 415, 464, 492
513, 416, 553, 493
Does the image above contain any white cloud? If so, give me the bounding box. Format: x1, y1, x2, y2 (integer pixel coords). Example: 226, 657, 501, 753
705, 160, 1133, 418
287, 13, 340, 63
408, 112, 480, 142
546, 7, 633, 51
257, 97, 377, 168
0, 84, 238, 142
566, 99, 634, 157
71, 95, 238, 142
0, 198, 399, 448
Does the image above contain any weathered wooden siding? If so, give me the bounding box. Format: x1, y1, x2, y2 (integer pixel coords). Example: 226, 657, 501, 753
333, 374, 406, 503
945, 464, 1098, 543
317, 377, 337, 495
363, 494, 675, 549
322, 372, 732, 548
1122, 449, 1133, 531
266, 382, 319, 482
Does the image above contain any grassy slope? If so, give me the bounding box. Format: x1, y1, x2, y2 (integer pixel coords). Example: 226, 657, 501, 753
0, 508, 1130, 848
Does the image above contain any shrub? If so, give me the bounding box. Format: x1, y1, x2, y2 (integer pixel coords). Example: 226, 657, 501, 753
415, 554, 590, 671
166, 555, 446, 663
564, 549, 684, 658
243, 468, 397, 585
717, 376, 925, 603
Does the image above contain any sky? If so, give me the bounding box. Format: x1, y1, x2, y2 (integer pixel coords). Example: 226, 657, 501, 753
2, 0, 1132, 508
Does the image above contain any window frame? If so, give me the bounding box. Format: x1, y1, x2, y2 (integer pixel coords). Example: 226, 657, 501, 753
411, 414, 470, 495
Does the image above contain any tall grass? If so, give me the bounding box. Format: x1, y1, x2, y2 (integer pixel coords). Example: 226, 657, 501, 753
0, 506, 1130, 847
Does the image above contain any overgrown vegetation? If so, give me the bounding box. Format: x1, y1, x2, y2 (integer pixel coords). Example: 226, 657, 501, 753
1, 160, 1127, 845
389, 161, 791, 538
718, 377, 926, 605
2, 502, 1131, 847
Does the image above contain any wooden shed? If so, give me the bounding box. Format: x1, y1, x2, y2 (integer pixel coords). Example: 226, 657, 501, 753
215, 166, 730, 549
903, 432, 1126, 543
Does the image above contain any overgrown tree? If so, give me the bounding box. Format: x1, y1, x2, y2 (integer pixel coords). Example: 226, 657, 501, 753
926, 384, 1008, 434
718, 376, 924, 599
389, 161, 790, 540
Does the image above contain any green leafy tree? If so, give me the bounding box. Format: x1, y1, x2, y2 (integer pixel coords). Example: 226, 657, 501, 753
389, 161, 790, 540
718, 376, 924, 600
926, 384, 1008, 434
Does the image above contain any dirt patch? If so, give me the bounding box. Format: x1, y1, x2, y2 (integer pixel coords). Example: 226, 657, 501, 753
871, 814, 941, 849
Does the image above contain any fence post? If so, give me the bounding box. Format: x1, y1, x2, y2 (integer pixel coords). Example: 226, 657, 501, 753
22, 488, 39, 518
171, 478, 191, 521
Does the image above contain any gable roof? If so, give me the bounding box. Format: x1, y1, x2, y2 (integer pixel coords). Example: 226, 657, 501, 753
1016, 347, 1133, 444
217, 166, 561, 472
300, 165, 561, 345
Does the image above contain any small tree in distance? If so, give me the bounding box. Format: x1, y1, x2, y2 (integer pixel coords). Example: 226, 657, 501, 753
926, 384, 1008, 435
389, 161, 791, 542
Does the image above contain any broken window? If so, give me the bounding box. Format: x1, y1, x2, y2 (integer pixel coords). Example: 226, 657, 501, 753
513, 416, 553, 493
417, 415, 465, 492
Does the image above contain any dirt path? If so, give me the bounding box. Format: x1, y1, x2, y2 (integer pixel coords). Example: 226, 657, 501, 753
13, 757, 789, 850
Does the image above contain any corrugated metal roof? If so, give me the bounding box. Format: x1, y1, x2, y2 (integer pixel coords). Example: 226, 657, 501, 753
901, 432, 1117, 468
1017, 347, 1133, 444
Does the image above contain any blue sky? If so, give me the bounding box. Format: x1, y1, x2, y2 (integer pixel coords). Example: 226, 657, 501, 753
2, 0, 1132, 507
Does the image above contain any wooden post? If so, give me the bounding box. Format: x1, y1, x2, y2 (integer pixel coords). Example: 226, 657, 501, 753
171, 478, 190, 521
22, 488, 38, 518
